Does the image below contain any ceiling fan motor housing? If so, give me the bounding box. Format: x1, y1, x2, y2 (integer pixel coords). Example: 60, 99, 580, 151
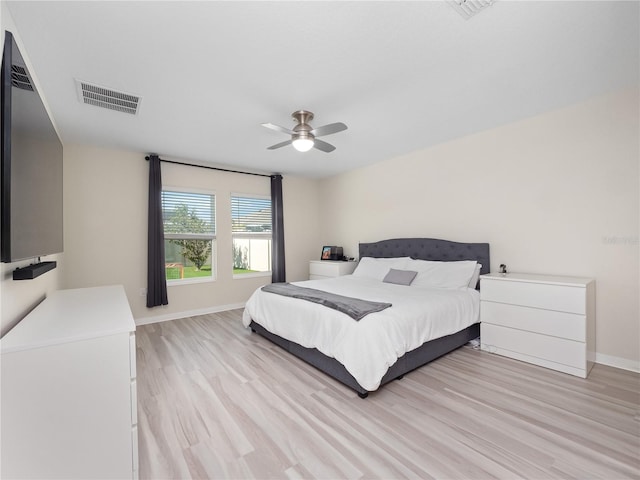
292, 110, 314, 141
292, 110, 314, 125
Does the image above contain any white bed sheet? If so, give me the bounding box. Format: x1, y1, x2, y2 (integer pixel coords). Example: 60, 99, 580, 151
242, 275, 480, 392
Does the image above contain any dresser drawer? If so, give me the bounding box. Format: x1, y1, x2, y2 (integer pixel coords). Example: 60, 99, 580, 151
481, 279, 586, 314
481, 301, 586, 342
310, 262, 338, 277
130, 379, 138, 425
132, 425, 139, 476
309, 261, 356, 278
481, 323, 586, 370
129, 333, 137, 379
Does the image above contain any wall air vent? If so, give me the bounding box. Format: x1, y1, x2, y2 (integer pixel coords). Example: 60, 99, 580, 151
449, 0, 495, 19
75, 79, 140, 115
11, 65, 33, 91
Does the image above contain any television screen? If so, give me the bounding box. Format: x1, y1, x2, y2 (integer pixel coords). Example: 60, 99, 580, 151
1, 31, 63, 263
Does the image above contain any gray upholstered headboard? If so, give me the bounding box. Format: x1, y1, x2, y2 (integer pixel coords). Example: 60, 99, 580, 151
359, 238, 490, 275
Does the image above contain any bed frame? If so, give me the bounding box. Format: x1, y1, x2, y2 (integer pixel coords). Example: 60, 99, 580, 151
249, 238, 490, 398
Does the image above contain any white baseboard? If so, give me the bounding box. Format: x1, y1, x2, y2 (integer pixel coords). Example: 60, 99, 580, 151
595, 353, 640, 374
135, 302, 246, 326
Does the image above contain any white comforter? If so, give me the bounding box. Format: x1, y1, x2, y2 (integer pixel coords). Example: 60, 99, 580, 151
242, 275, 480, 392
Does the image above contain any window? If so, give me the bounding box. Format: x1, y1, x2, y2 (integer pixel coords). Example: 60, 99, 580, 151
162, 190, 216, 283
231, 194, 271, 277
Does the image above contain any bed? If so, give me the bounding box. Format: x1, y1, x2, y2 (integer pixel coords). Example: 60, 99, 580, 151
243, 238, 490, 398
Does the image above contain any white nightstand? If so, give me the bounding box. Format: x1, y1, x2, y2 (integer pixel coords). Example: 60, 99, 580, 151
309, 260, 357, 280
480, 272, 595, 378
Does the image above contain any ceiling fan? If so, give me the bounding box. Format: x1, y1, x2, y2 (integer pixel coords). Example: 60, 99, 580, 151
262, 110, 347, 153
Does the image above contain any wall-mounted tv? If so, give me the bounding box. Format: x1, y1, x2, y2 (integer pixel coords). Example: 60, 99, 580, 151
1, 31, 63, 275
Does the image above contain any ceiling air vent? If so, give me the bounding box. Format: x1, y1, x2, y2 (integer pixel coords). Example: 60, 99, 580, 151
75, 79, 141, 115
11, 65, 33, 91
449, 0, 495, 19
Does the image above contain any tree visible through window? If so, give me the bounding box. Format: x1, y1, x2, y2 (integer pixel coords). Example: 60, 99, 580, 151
162, 190, 216, 281
231, 195, 271, 276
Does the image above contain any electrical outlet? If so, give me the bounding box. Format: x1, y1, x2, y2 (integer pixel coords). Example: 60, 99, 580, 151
139, 287, 147, 297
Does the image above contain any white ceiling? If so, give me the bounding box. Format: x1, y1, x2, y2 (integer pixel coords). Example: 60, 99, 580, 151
6, 1, 639, 178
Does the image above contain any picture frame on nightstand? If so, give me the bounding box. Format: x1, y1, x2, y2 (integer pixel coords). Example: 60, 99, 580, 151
321, 246, 343, 260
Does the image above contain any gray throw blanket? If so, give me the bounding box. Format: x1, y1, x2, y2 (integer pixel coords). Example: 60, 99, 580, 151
261, 283, 392, 321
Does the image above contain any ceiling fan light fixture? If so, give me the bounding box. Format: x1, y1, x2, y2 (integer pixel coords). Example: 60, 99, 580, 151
292, 136, 314, 152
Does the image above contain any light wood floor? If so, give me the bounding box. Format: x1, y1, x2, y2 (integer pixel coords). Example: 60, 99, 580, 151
136, 310, 640, 480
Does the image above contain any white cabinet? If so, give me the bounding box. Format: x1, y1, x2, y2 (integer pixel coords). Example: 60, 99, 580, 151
1, 285, 139, 479
480, 273, 595, 378
309, 260, 357, 280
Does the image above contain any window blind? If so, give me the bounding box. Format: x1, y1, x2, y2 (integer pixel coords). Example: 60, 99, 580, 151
231, 195, 271, 234
162, 190, 216, 239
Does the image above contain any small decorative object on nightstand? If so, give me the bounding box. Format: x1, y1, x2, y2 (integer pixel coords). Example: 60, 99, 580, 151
309, 260, 357, 280
480, 272, 595, 378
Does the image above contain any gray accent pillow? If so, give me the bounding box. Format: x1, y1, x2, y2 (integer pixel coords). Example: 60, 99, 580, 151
383, 268, 418, 286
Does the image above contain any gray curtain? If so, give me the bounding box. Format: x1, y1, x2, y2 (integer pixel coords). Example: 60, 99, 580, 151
271, 174, 286, 283
147, 155, 168, 307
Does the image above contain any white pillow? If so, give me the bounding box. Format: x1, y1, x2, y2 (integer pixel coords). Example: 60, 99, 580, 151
352, 257, 410, 281
406, 259, 478, 289
375, 257, 410, 268
468, 263, 482, 289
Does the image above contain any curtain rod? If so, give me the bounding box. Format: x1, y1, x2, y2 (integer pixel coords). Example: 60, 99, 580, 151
145, 155, 274, 178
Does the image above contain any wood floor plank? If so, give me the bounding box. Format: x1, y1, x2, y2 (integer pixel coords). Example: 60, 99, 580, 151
136, 309, 640, 480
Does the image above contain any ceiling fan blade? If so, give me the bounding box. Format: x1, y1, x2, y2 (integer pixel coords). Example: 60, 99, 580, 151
310, 122, 348, 137
267, 139, 293, 150
313, 139, 336, 153
262, 123, 294, 135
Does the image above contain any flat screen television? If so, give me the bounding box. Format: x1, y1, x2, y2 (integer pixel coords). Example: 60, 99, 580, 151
1, 31, 63, 273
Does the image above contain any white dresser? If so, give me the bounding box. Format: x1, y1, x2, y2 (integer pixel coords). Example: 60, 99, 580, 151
309, 260, 357, 280
480, 273, 595, 378
1, 285, 139, 479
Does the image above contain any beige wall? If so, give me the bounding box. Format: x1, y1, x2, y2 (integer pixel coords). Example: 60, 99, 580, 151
0, 4, 63, 337
62, 144, 320, 323
319, 87, 639, 370
1, 255, 62, 336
